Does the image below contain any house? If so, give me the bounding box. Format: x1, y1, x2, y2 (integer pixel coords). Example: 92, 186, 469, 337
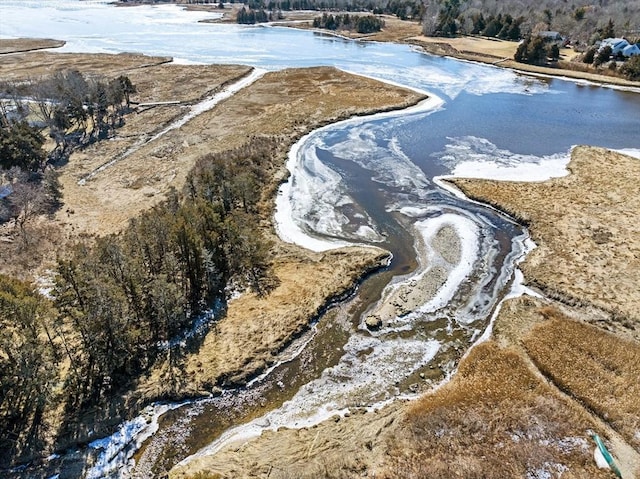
600, 38, 630, 55
538, 31, 563, 42
622, 43, 640, 57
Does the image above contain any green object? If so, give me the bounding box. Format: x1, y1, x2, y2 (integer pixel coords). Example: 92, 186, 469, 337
592, 434, 623, 478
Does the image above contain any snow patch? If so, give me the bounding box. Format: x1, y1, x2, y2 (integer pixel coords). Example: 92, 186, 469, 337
86, 402, 187, 479
527, 463, 568, 479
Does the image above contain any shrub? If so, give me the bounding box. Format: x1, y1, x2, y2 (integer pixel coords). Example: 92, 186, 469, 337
582, 46, 597, 64
620, 55, 640, 80
593, 45, 611, 67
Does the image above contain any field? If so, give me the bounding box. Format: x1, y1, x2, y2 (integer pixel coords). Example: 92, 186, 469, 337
173, 150, 640, 479
2, 35, 640, 479
0, 40, 425, 471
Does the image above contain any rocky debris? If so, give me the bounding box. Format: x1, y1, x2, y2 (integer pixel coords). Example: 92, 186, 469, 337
365, 315, 383, 330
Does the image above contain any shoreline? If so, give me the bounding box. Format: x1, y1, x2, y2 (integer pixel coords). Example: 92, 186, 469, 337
1, 15, 640, 479
3, 23, 640, 91
404, 36, 640, 89
274, 94, 440, 253
0, 42, 428, 475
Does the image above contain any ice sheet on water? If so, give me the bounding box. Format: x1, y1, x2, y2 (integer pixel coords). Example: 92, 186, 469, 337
352, 60, 549, 100
326, 127, 432, 194
274, 97, 442, 251
615, 148, 640, 160
86, 402, 186, 479
436, 136, 571, 181
180, 335, 440, 462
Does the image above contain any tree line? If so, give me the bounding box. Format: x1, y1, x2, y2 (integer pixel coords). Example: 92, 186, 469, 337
312, 12, 385, 33
422, 0, 640, 45
2, 70, 135, 162
237, 6, 271, 23
0, 137, 276, 464
1, 70, 135, 242
247, 0, 421, 18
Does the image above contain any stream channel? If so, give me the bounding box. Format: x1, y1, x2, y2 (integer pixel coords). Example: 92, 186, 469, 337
2, 1, 640, 477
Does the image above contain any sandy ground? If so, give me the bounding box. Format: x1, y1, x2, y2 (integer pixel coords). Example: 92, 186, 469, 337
365, 224, 459, 325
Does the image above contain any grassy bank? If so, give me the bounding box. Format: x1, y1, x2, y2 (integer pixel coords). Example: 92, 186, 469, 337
176, 149, 640, 479
0, 41, 425, 474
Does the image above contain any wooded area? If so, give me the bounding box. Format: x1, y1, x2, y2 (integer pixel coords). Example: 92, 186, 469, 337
0, 69, 276, 463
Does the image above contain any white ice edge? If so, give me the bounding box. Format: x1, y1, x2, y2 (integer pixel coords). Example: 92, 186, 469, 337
446, 149, 572, 183
83, 304, 326, 477
274, 91, 444, 252
436, 50, 640, 95
615, 148, 640, 160
434, 145, 640, 195
415, 214, 478, 314
506, 67, 640, 95
86, 401, 188, 479
177, 338, 440, 467
371, 213, 479, 330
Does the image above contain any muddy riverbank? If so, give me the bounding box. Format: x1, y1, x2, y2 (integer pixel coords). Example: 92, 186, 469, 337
0, 41, 426, 476
172, 148, 640, 479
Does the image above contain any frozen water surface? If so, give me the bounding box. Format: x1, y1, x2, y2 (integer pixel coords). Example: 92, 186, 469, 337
2, 1, 640, 476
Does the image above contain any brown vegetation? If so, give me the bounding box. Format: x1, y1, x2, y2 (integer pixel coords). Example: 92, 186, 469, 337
452, 146, 640, 333
384, 341, 609, 479
176, 148, 640, 479
409, 36, 640, 88
180, 246, 389, 390
3, 34, 639, 478
0, 43, 425, 473
0, 38, 65, 54
524, 314, 640, 451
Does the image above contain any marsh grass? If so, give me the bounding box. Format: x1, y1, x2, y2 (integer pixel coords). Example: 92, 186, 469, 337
524, 313, 640, 451
383, 341, 609, 478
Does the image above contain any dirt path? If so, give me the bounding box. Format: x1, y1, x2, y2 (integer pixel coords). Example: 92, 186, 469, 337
493, 297, 640, 479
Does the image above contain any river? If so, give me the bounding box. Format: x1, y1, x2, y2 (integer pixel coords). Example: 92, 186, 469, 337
2, 1, 640, 478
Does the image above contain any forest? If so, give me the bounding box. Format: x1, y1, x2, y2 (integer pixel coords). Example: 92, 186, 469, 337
0, 71, 275, 464
0, 71, 136, 242
422, 0, 639, 44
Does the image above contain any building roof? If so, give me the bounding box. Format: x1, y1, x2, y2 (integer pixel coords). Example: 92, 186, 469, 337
623, 44, 640, 57
538, 31, 562, 39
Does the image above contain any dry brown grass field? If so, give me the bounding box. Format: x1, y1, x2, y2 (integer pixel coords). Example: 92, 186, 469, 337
1, 43, 428, 471
524, 313, 640, 452
3, 39, 640, 479
452, 146, 640, 334
177, 148, 640, 479
384, 341, 611, 479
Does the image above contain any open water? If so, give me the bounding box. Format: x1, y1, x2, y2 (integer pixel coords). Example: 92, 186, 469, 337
2, 1, 640, 477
